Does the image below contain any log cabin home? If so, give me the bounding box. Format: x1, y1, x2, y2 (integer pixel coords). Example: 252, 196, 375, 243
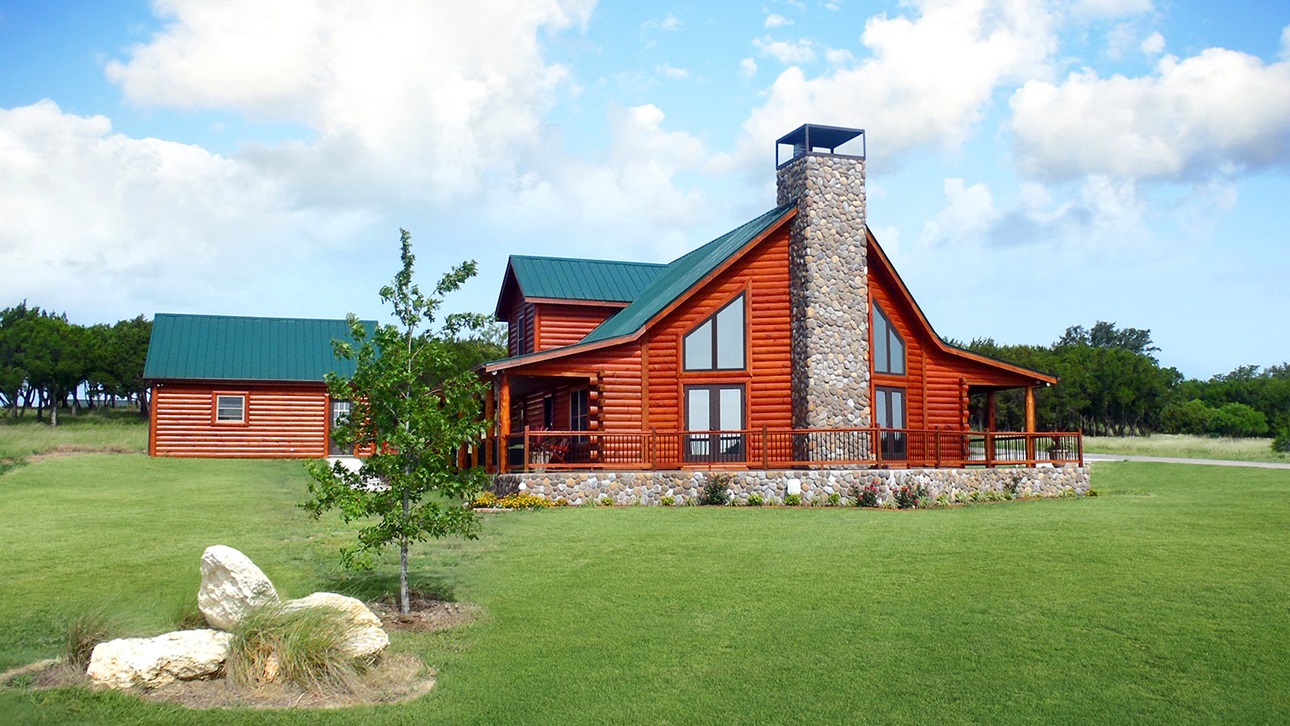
144, 314, 373, 458
481, 125, 1082, 474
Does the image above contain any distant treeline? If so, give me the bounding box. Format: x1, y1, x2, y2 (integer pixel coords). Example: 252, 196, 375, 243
954, 321, 1289, 449
0, 303, 152, 424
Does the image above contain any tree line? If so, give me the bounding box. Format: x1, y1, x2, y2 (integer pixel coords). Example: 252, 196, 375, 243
0, 303, 152, 424
955, 321, 1289, 450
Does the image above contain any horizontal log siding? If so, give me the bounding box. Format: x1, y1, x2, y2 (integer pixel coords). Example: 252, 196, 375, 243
152, 382, 328, 458
533, 303, 616, 351
870, 258, 1043, 431
646, 225, 793, 433
508, 346, 643, 432
868, 263, 928, 430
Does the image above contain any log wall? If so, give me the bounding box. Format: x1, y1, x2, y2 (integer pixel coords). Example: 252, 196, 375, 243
150, 381, 329, 458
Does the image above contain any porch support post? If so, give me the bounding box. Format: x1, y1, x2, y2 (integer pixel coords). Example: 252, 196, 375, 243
985, 390, 997, 466
1024, 385, 1037, 463
499, 373, 511, 474
484, 382, 495, 473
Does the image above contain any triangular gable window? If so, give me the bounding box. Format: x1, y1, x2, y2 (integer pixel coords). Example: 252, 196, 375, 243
683, 294, 745, 371
873, 301, 905, 375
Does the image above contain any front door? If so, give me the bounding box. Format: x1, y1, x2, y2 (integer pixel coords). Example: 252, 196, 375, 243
685, 384, 745, 463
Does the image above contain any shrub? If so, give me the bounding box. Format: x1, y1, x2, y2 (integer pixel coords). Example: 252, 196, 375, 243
1161, 399, 1214, 435
496, 493, 552, 509
1273, 429, 1290, 454
599, 496, 615, 507
65, 609, 120, 670
783, 493, 802, 506
698, 475, 732, 506
827, 492, 842, 507
660, 496, 676, 507
228, 604, 369, 694
746, 493, 764, 506
856, 484, 880, 508
892, 484, 927, 509
1208, 403, 1269, 438
1086, 488, 1100, 497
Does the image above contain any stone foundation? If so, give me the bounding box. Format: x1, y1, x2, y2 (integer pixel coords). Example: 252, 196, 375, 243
493, 466, 1090, 506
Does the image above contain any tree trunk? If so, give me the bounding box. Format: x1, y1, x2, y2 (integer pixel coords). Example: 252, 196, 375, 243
400, 489, 411, 615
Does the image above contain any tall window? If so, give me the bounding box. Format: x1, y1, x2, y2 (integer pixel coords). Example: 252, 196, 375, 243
873, 302, 905, 375
684, 384, 745, 462
875, 386, 907, 460
542, 396, 556, 429
511, 313, 529, 356
683, 294, 746, 371
329, 400, 353, 455
215, 394, 245, 423
569, 390, 589, 432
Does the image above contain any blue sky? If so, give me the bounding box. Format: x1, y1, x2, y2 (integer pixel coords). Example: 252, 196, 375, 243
1, 0, 1287, 379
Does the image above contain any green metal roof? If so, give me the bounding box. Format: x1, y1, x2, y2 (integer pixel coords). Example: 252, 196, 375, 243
144, 314, 375, 382
498, 255, 667, 314
579, 204, 794, 345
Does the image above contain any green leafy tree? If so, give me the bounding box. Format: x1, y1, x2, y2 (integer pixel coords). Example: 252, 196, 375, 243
1207, 403, 1268, 438
304, 230, 492, 615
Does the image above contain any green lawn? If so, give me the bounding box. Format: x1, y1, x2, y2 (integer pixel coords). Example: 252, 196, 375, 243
1, 455, 1288, 724
1085, 433, 1289, 464
0, 411, 147, 464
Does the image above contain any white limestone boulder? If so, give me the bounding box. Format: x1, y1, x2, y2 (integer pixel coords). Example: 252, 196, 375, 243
281, 592, 389, 659
198, 545, 279, 630
87, 629, 232, 690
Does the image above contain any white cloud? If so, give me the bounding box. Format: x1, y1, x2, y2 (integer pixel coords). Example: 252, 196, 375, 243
1011, 46, 1290, 180
1141, 31, 1165, 56
1281, 25, 1290, 60
657, 63, 690, 80
1070, 0, 1152, 21
918, 178, 999, 246
753, 37, 817, 65
740, 57, 758, 79
765, 13, 793, 28
725, 0, 1058, 170
0, 100, 374, 320
643, 13, 679, 32
106, 0, 595, 201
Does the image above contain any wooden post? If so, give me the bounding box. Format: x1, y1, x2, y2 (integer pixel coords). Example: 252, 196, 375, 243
523, 425, 530, 473
761, 426, 769, 469
934, 428, 941, 468
985, 390, 997, 467
484, 383, 495, 472
1024, 386, 1037, 463
499, 374, 511, 474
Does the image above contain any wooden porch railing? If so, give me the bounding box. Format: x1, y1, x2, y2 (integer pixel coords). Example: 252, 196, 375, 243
482, 427, 1083, 473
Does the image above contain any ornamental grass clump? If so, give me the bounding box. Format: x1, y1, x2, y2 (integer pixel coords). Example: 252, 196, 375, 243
65, 609, 120, 670
227, 604, 369, 694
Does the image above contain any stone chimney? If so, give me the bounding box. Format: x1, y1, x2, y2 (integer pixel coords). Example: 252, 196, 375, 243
775, 124, 870, 430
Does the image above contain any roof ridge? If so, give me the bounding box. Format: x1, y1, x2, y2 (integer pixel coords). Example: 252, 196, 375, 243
510, 254, 668, 267
153, 312, 376, 324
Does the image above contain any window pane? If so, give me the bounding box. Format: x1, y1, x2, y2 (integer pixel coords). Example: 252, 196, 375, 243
217, 395, 244, 422
684, 320, 713, 370
718, 388, 743, 431
890, 329, 905, 375
687, 389, 710, 431
874, 308, 889, 373
715, 298, 745, 369
875, 390, 889, 428
891, 389, 906, 428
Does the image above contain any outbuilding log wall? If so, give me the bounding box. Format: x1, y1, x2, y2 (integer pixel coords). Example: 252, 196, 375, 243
150, 381, 330, 458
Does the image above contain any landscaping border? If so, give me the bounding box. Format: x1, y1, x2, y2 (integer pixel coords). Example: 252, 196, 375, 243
493, 466, 1090, 506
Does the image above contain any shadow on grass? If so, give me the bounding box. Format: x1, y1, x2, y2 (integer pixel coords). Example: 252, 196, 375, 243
315, 571, 457, 603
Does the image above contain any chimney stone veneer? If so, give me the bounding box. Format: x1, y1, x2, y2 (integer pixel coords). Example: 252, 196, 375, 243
776, 152, 871, 431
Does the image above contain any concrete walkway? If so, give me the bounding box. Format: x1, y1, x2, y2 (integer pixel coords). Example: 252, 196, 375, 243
1084, 453, 1290, 470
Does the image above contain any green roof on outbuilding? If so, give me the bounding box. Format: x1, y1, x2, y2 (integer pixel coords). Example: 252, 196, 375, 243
144, 314, 375, 382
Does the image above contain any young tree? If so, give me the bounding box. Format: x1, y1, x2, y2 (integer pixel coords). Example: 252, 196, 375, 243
304, 230, 492, 615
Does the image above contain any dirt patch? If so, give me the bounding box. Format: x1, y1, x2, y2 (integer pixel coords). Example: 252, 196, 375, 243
369, 595, 481, 633
3, 654, 435, 710
27, 445, 139, 462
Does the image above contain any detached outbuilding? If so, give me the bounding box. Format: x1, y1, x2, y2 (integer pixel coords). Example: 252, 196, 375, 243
143, 314, 372, 458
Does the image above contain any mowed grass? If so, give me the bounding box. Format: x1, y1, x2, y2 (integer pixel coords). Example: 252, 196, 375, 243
0, 411, 147, 462
1085, 433, 1290, 464
1, 457, 1289, 724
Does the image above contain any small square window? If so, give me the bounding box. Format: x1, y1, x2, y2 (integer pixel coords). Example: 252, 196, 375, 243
216, 395, 245, 423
